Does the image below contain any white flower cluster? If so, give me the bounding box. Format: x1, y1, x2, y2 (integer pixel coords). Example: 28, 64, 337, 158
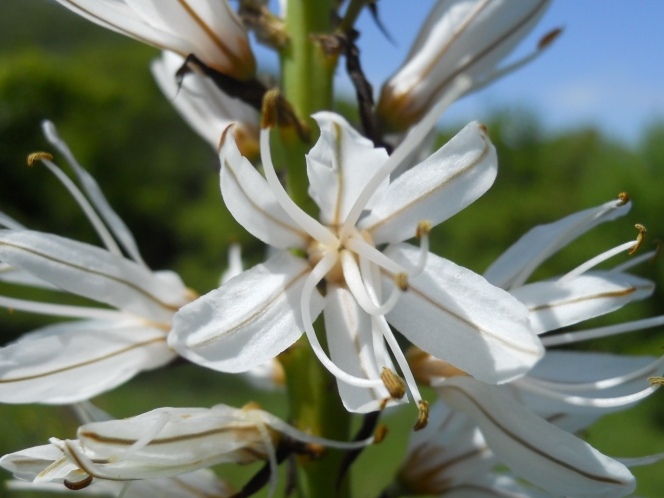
1, 1, 662, 497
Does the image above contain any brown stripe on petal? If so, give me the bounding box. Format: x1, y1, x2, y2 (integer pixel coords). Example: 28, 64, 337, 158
0, 240, 182, 313
443, 385, 631, 486
528, 287, 640, 312
0, 337, 166, 383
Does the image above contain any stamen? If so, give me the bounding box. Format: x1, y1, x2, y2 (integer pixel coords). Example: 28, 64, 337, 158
27, 152, 53, 166
253, 416, 279, 498
38, 158, 123, 257
515, 378, 658, 408
610, 248, 658, 273
64, 474, 93, 490
300, 252, 384, 389
629, 224, 647, 255
648, 377, 664, 386
542, 315, 664, 347
42, 121, 148, 268
507, 196, 631, 289
394, 273, 408, 291
409, 220, 432, 277
0, 295, 126, 320
259, 127, 338, 247
341, 250, 403, 316
344, 235, 406, 274
414, 400, 429, 431
374, 316, 426, 420
527, 356, 664, 392
559, 237, 643, 282
119, 411, 172, 460
380, 368, 406, 399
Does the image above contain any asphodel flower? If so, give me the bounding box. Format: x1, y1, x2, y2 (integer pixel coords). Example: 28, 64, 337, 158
0, 403, 374, 496
484, 195, 656, 341
151, 51, 259, 158
169, 94, 543, 423
52, 0, 256, 80
0, 122, 196, 404
376, 0, 556, 133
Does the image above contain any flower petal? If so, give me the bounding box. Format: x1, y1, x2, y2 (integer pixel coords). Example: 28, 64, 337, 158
360, 122, 496, 244
0, 230, 187, 322
324, 285, 399, 413
151, 51, 258, 152
437, 376, 636, 497
384, 243, 543, 384
306, 112, 389, 226
484, 198, 631, 289
512, 271, 654, 334
169, 250, 324, 373
220, 127, 307, 249
0, 320, 173, 404
54, 0, 255, 79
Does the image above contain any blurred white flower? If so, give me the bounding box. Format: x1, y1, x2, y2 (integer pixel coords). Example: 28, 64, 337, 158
0, 403, 373, 496
169, 109, 543, 423
0, 122, 196, 404
376, 0, 555, 133
53, 0, 256, 80
152, 51, 259, 157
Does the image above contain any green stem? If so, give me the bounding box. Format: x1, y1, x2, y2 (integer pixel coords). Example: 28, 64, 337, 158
277, 0, 338, 208
276, 4, 351, 495
281, 335, 351, 498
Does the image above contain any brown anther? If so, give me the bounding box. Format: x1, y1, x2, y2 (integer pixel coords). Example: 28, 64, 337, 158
261, 88, 281, 129
478, 123, 489, 134
64, 475, 93, 490
617, 192, 630, 205
27, 152, 53, 167
648, 376, 664, 386
381, 368, 406, 399
413, 400, 429, 431
416, 220, 431, 239
394, 272, 408, 291
538, 27, 563, 50
373, 424, 388, 444
629, 224, 647, 255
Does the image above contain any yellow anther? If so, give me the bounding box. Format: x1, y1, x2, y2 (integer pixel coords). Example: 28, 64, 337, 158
27, 152, 53, 167
413, 400, 429, 431
648, 376, 664, 386
629, 224, 647, 255
373, 424, 388, 444
381, 367, 406, 399
416, 220, 431, 239
617, 192, 630, 206
394, 272, 408, 291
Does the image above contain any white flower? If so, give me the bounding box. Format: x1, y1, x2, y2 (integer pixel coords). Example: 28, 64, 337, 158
53, 0, 255, 80
0, 122, 195, 404
434, 376, 637, 497
151, 51, 259, 156
169, 110, 543, 421
376, 0, 556, 133
0, 403, 373, 496
484, 195, 655, 340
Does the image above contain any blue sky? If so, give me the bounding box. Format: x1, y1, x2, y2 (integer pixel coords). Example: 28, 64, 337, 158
327, 1, 664, 146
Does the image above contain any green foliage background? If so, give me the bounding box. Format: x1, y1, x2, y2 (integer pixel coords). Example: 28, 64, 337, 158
1, 1, 663, 496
